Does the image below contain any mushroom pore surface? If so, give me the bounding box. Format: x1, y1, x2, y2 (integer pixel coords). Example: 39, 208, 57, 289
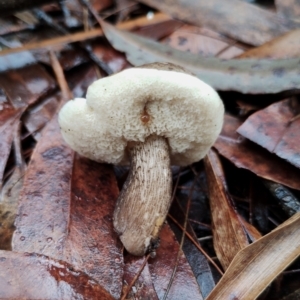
59, 66, 224, 166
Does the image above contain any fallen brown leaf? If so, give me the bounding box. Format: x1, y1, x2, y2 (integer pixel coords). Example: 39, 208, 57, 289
237, 99, 300, 169
214, 114, 300, 190
13, 111, 123, 298
148, 223, 203, 300
204, 149, 250, 270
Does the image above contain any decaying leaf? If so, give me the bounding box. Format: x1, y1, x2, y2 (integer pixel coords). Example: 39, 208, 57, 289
237, 99, 300, 169
0, 122, 25, 250
214, 115, 300, 190
206, 212, 300, 300
138, 0, 294, 46
204, 150, 250, 270
0, 250, 113, 300
101, 21, 300, 94
148, 223, 203, 300
123, 255, 158, 299
12, 110, 123, 298
0, 64, 56, 108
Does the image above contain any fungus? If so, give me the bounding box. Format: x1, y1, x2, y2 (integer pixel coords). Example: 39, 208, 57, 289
58, 63, 224, 256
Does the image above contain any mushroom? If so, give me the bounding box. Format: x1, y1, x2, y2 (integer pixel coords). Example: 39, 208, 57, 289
58, 63, 224, 256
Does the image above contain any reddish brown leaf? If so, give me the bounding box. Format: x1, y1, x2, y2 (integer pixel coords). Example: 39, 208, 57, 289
0, 250, 113, 300
138, 0, 294, 46
214, 115, 300, 190
23, 92, 61, 140
204, 150, 250, 270
148, 223, 203, 300
123, 256, 158, 299
13, 113, 123, 298
237, 99, 300, 169
0, 64, 56, 108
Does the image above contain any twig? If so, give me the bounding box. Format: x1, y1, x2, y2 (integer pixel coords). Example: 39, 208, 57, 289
0, 12, 171, 56
168, 214, 224, 275
48, 50, 72, 100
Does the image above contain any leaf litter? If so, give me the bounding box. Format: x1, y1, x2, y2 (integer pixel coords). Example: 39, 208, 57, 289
1, 0, 300, 299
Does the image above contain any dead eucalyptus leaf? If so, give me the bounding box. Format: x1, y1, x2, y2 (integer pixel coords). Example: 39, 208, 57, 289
204, 150, 249, 270
0, 64, 56, 108
0, 250, 113, 300
206, 212, 300, 300
148, 223, 203, 300
237, 99, 300, 169
123, 256, 158, 299
138, 0, 294, 46
101, 21, 300, 94
214, 115, 300, 190
12, 112, 123, 298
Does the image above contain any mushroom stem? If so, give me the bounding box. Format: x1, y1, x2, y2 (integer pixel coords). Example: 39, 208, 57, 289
113, 135, 172, 256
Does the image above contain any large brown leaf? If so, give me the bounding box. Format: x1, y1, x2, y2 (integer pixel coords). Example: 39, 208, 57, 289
237, 99, 300, 169
214, 115, 300, 190
0, 250, 113, 300
138, 0, 294, 46
12, 112, 123, 298
101, 21, 300, 94
206, 213, 300, 299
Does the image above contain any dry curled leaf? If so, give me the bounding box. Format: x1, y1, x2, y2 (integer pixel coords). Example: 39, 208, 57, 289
207, 213, 300, 299
101, 21, 300, 94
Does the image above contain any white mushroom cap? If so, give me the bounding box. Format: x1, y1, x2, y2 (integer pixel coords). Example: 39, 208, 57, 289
59, 65, 224, 166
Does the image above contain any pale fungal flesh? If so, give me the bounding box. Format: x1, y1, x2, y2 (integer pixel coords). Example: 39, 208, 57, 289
58, 63, 224, 256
